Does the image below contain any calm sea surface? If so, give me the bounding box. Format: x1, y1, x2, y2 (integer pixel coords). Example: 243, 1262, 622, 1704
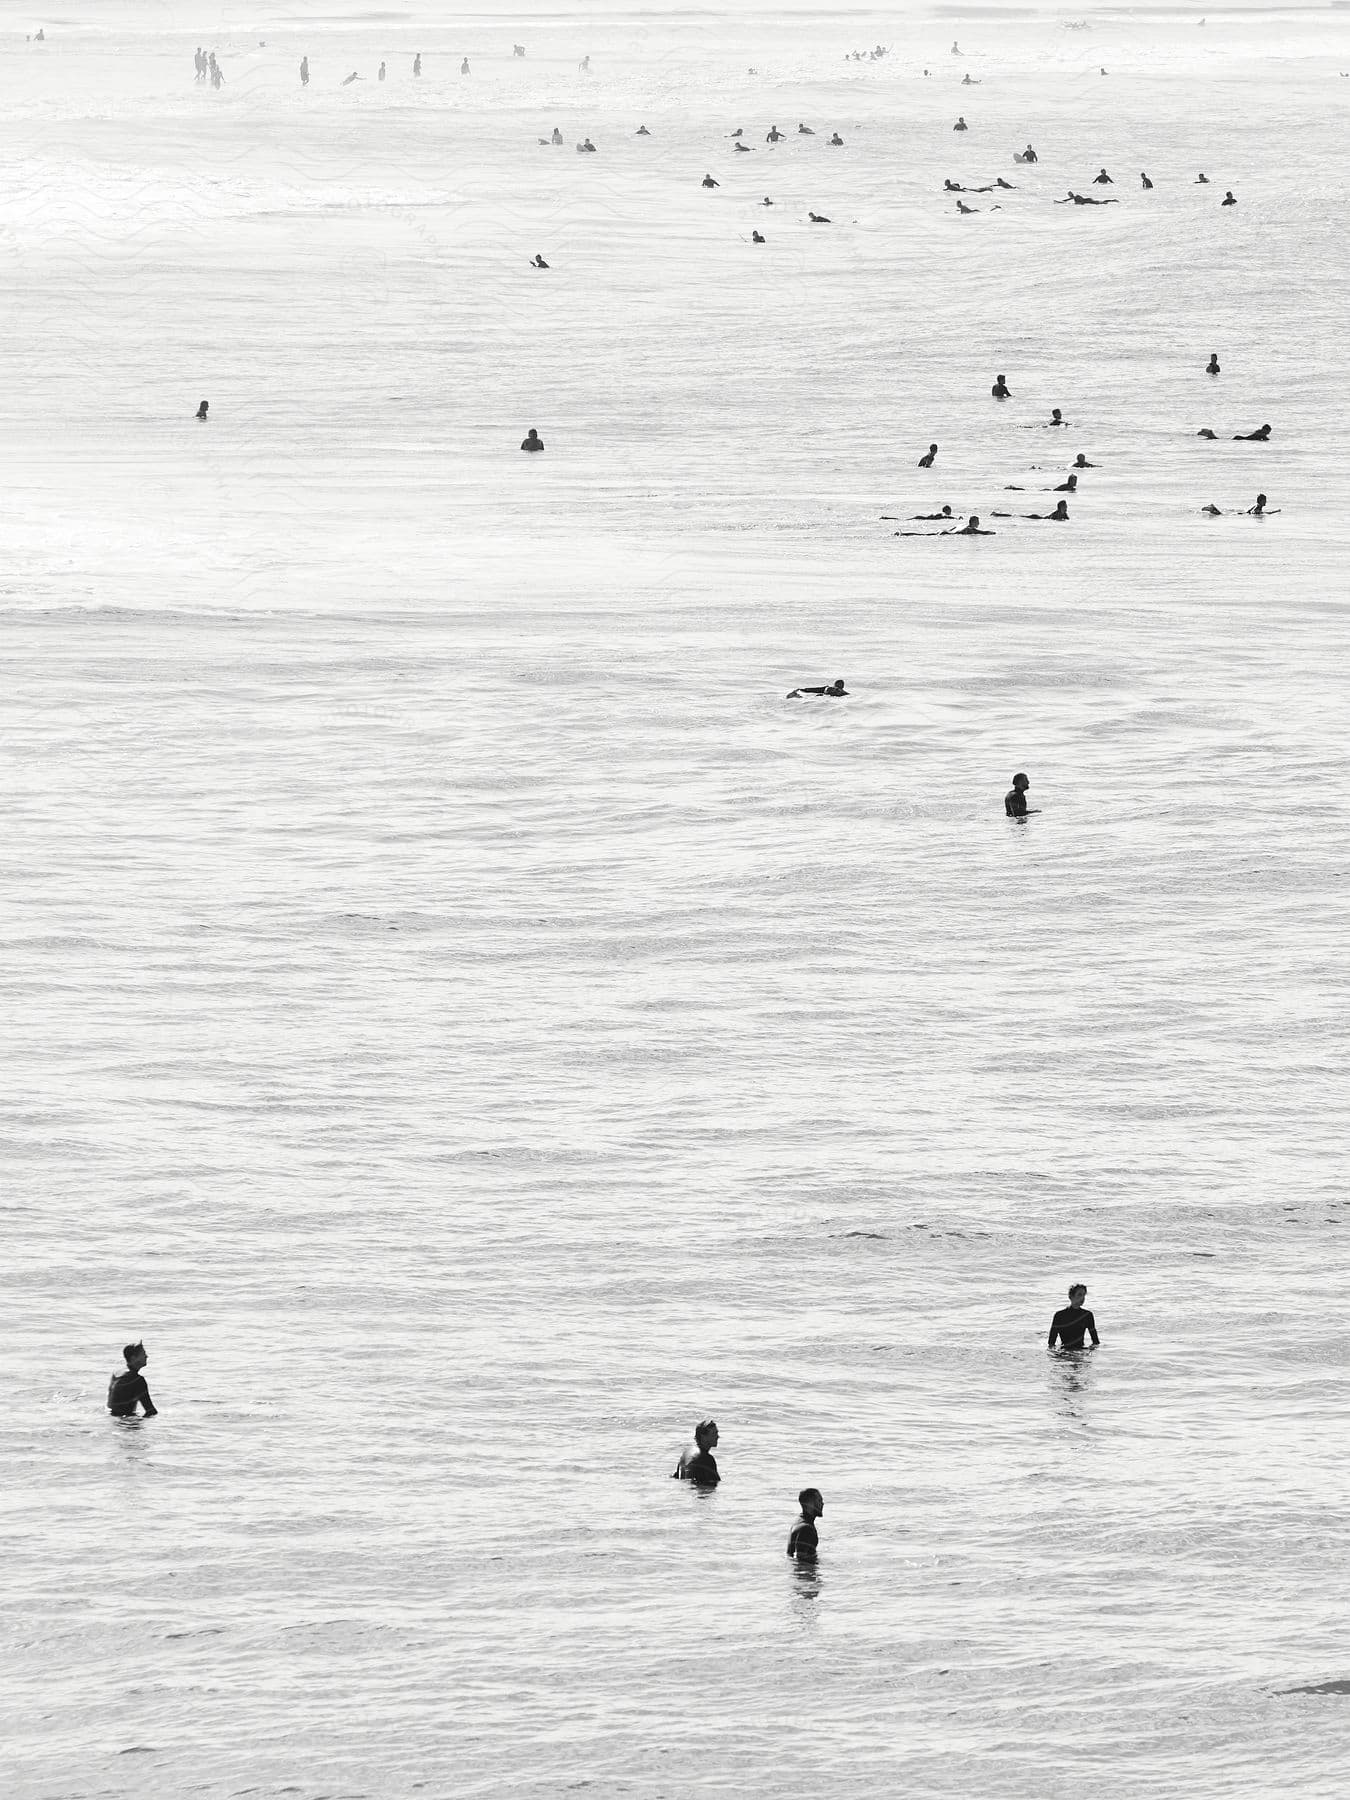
4, 4, 1349, 1795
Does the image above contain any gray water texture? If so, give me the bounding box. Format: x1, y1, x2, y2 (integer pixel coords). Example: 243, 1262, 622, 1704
3, 4, 1350, 1796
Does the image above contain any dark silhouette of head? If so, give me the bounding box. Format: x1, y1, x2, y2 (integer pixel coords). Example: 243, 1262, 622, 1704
123, 1341, 147, 1370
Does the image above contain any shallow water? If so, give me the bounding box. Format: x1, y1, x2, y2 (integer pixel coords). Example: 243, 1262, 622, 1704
4, 4, 1350, 1796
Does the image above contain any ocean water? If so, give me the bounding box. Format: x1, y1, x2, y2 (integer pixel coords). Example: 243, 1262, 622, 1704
4, 4, 1350, 1796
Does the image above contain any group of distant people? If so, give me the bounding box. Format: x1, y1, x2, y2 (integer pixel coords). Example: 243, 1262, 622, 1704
193, 47, 223, 88
668, 1285, 1099, 1560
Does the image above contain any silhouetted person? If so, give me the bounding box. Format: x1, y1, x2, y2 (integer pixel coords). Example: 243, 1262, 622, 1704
552, 128, 563, 145
1053, 472, 1078, 492
1141, 171, 1153, 188
761, 197, 773, 206
1248, 492, 1268, 515
1195, 172, 1209, 183
752, 230, 765, 242
918, 443, 938, 468
808, 212, 830, 223
342, 70, 360, 84
948, 515, 993, 535
636, 125, 650, 135
1093, 167, 1113, 184
1235, 424, 1271, 441
1048, 408, 1068, 426
413, 53, 421, 76
787, 1488, 824, 1560
1206, 353, 1220, 374
912, 505, 954, 519
577, 138, 596, 152
1073, 453, 1096, 468
1048, 1283, 1099, 1350
734, 142, 752, 152
788, 679, 847, 697
1019, 143, 1038, 162
830, 133, 843, 145
767, 125, 784, 142
521, 428, 544, 452
195, 399, 209, 420
1221, 190, 1236, 206
460, 58, 470, 75
378, 61, 386, 80
108, 1342, 157, 1417
701, 173, 719, 188
992, 374, 1011, 399
531, 254, 549, 268
953, 116, 968, 131
798, 122, 814, 134
1005, 771, 1031, 816
957, 200, 978, 214
673, 1420, 720, 1485
299, 56, 308, 85
1025, 499, 1070, 520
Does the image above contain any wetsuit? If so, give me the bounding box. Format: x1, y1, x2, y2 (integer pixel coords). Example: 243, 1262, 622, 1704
787, 1518, 819, 1560
675, 1449, 719, 1485
1048, 1305, 1099, 1349
108, 1371, 157, 1417
1005, 787, 1027, 817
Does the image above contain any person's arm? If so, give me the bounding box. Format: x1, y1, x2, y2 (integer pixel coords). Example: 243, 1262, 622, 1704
786, 1524, 800, 1556
1048, 1314, 1060, 1348
137, 1376, 158, 1417
1086, 1311, 1100, 1348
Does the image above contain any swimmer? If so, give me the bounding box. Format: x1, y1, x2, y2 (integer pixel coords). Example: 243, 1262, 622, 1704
673, 1419, 720, 1485
378, 61, 386, 80
787, 1488, 824, 1561
1197, 428, 1218, 439
730, 128, 742, 137
1052, 472, 1078, 492
579, 55, 590, 71
413, 53, 421, 76
992, 373, 1011, 399
1073, 453, 1096, 468
520, 427, 544, 452
788, 679, 847, 697
637, 125, 650, 135
808, 212, 831, 223
761, 196, 773, 207
1206, 353, 1220, 374
767, 125, 784, 142
1195, 172, 1209, 183
798, 122, 814, 134
1141, 171, 1153, 188
1234, 424, 1271, 441
299, 56, 309, 85
1020, 143, 1038, 162
1060, 191, 1117, 205
995, 177, 1015, 189
552, 128, 563, 145
734, 142, 752, 152
1092, 167, 1113, 184
531, 254, 549, 268
957, 200, 978, 214
918, 443, 938, 467
944, 180, 965, 192
578, 138, 597, 153
1005, 771, 1032, 816
951, 39, 962, 54
701, 174, 720, 188
946, 515, 994, 535
1048, 408, 1068, 426
961, 74, 981, 85
195, 399, 209, 420
1048, 1283, 1099, 1350
913, 505, 954, 520
830, 133, 844, 145
108, 1342, 158, 1417
341, 70, 361, 84
1248, 492, 1270, 515
1026, 499, 1070, 520
752, 230, 765, 242
953, 116, 968, 131
461, 57, 471, 74
1221, 190, 1236, 206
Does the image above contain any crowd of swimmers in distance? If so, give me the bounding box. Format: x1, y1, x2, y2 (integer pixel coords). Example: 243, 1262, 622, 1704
664, 1284, 1097, 1558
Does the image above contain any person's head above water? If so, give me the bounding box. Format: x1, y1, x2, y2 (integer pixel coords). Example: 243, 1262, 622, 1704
798, 1487, 824, 1518
196, 400, 209, 418
694, 1419, 719, 1450
1068, 1282, 1086, 1304
1012, 772, 1029, 793
123, 1341, 147, 1370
